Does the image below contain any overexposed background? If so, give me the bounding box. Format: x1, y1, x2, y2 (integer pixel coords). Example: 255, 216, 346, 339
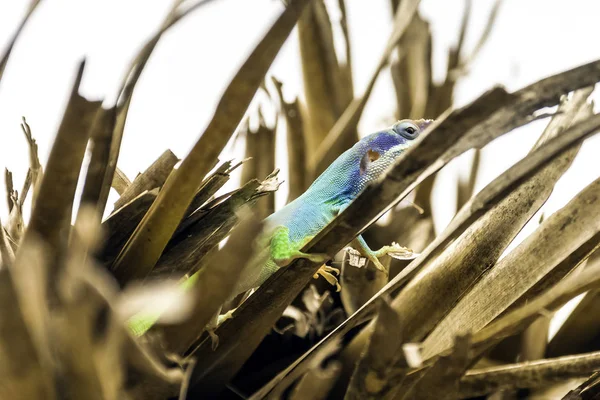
1, 0, 599, 336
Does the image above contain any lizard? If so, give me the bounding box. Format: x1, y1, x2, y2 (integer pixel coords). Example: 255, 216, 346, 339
128, 118, 432, 344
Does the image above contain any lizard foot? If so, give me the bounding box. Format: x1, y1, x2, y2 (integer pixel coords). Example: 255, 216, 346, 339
313, 265, 341, 292
373, 242, 419, 260
205, 308, 237, 351
363, 242, 418, 274
270, 226, 331, 267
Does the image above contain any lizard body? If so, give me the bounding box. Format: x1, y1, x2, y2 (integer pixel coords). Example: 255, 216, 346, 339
129, 119, 432, 337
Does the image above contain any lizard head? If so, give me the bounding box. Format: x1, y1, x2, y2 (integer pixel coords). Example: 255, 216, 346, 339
302, 118, 433, 208
358, 118, 433, 178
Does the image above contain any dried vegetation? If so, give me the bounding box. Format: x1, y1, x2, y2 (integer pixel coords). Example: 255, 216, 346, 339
2, 0, 600, 399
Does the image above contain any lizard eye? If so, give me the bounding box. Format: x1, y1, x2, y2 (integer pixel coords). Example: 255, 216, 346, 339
393, 121, 420, 140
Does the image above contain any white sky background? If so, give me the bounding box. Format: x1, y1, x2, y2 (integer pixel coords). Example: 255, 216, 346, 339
1, 0, 600, 337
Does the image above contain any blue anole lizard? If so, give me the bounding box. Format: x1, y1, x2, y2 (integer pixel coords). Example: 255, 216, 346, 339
128, 119, 432, 344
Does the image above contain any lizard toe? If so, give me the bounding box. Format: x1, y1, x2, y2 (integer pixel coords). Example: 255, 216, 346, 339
314, 265, 342, 292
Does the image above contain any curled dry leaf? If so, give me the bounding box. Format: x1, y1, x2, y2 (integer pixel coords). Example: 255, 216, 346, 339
277, 284, 344, 340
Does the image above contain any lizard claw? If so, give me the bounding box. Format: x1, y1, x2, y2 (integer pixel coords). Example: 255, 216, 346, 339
313, 265, 341, 292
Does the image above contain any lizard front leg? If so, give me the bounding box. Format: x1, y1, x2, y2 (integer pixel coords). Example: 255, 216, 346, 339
270, 226, 330, 267
351, 235, 416, 274
351, 235, 388, 274
270, 226, 341, 290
